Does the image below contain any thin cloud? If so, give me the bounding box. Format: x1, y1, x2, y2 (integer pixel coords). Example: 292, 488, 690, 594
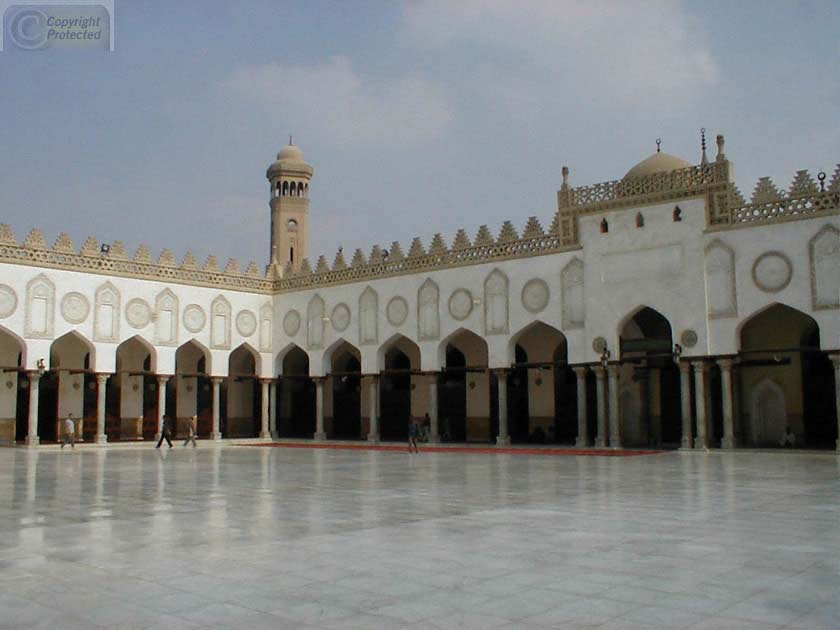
225, 56, 452, 146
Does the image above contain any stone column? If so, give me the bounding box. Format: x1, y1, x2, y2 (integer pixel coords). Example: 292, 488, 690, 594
25, 371, 41, 447
678, 362, 693, 449
607, 364, 622, 448
831, 354, 840, 451
718, 358, 736, 449
693, 361, 710, 449
495, 369, 510, 446
427, 373, 440, 443
637, 366, 650, 445
573, 367, 589, 447
259, 379, 271, 440
367, 376, 379, 442
95, 373, 110, 445
269, 380, 278, 438
314, 377, 326, 440
649, 367, 662, 447
210, 377, 223, 441
593, 366, 607, 447
155, 375, 169, 442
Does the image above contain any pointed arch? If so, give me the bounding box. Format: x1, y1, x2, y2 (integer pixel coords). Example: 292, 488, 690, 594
50, 330, 95, 370
0, 324, 26, 368
25, 273, 55, 339
738, 302, 820, 351
377, 332, 421, 371
437, 326, 487, 367
275, 342, 308, 376
175, 338, 211, 374
116, 334, 157, 373
618, 305, 673, 358
94, 281, 121, 342
508, 320, 567, 364
229, 342, 261, 375
322, 337, 360, 373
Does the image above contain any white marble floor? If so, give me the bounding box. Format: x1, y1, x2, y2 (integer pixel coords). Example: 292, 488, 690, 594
0, 445, 838, 629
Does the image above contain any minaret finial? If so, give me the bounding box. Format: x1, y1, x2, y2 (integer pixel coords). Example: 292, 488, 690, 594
700, 127, 708, 165
655, 138, 661, 153
289, 134, 293, 145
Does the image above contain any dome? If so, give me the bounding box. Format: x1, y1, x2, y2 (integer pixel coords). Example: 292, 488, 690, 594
623, 152, 692, 180
276, 144, 305, 163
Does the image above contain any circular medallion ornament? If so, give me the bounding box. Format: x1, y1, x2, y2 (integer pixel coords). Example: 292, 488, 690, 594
752, 252, 793, 293
125, 298, 152, 329
331, 303, 350, 332
386, 296, 409, 326
60, 292, 90, 324
183, 304, 206, 333
592, 336, 608, 354
521, 278, 550, 313
448, 289, 473, 321
0, 285, 17, 319
283, 310, 301, 336
680, 329, 698, 348
236, 310, 257, 337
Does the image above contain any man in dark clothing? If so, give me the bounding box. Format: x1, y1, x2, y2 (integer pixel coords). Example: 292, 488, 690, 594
156, 414, 173, 448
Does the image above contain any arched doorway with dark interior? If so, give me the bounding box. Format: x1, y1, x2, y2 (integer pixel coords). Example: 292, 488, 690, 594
328, 341, 361, 440
277, 345, 315, 438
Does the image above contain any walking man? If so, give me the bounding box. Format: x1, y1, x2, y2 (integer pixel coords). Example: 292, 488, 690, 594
60, 412, 76, 449
156, 414, 173, 448
183, 415, 198, 448
408, 416, 420, 454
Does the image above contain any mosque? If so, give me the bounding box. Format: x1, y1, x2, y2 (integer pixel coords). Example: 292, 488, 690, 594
0, 133, 838, 451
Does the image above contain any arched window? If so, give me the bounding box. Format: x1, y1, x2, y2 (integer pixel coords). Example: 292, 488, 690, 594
600, 218, 609, 234
287, 218, 298, 232
282, 181, 289, 196
297, 182, 304, 196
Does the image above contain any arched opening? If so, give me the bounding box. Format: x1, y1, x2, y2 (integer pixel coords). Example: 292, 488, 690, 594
739, 304, 835, 448
439, 329, 489, 442
297, 182, 304, 197
0, 326, 25, 444
619, 307, 682, 447
282, 181, 289, 197
227, 344, 260, 438
175, 340, 212, 438
278, 346, 315, 438
115, 336, 157, 441
379, 335, 420, 442
508, 322, 573, 444
47, 331, 96, 443
327, 341, 361, 440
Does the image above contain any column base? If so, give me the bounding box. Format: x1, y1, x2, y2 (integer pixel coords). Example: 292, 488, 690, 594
575, 437, 589, 448
681, 436, 694, 449
210, 432, 222, 442
95, 434, 107, 445
721, 436, 735, 449
367, 433, 379, 444
594, 437, 606, 448
496, 435, 511, 446
25, 435, 40, 447
259, 432, 272, 441
608, 439, 622, 448
313, 432, 326, 441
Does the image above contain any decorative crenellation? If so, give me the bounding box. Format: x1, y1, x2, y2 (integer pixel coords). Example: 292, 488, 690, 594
711, 167, 840, 227
0, 225, 273, 293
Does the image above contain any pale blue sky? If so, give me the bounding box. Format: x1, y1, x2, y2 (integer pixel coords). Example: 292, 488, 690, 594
1, 0, 838, 269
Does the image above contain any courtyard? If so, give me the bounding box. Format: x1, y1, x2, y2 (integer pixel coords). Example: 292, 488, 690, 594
0, 445, 838, 629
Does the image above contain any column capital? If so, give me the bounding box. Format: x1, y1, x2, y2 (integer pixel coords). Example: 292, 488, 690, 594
259, 377, 275, 385
491, 367, 510, 376
95, 372, 112, 385
210, 376, 225, 384
592, 365, 607, 378
691, 359, 711, 372
312, 376, 326, 385
362, 373, 380, 382
678, 361, 692, 374
26, 370, 42, 383
156, 374, 171, 384
606, 363, 621, 377
572, 366, 589, 378
717, 357, 736, 370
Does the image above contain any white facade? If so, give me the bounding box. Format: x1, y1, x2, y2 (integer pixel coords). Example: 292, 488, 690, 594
1, 136, 838, 450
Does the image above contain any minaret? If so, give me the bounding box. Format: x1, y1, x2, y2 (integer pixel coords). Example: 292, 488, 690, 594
266, 139, 313, 272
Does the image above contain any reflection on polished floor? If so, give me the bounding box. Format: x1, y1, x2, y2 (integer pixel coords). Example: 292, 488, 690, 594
1, 447, 838, 630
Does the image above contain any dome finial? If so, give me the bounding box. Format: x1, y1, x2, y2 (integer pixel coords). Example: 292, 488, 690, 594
700, 127, 708, 165
289, 134, 293, 146
655, 138, 662, 153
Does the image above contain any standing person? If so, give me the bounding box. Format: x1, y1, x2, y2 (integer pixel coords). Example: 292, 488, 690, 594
156, 414, 173, 448
408, 417, 420, 454
422, 412, 431, 442
60, 413, 76, 449
183, 415, 198, 448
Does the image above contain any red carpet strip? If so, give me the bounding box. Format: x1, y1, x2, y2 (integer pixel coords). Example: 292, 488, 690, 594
239, 442, 663, 457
